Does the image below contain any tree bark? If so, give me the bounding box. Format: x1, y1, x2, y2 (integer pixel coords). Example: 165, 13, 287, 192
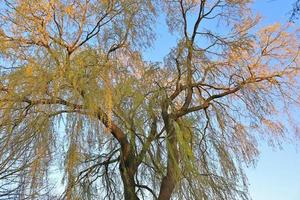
158, 105, 179, 200
96, 109, 139, 199
157, 170, 176, 200
157, 134, 178, 200
119, 148, 139, 200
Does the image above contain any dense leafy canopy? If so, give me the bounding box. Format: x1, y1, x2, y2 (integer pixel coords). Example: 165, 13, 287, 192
0, 0, 299, 200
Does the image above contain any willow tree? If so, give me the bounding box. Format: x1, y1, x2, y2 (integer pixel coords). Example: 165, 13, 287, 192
0, 0, 299, 200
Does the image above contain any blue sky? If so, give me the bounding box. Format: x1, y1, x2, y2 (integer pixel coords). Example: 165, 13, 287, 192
247, 2, 300, 200
246, 142, 300, 200
144, 0, 300, 199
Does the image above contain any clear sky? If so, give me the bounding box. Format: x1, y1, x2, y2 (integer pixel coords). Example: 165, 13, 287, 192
247, 1, 300, 199
144, 0, 300, 199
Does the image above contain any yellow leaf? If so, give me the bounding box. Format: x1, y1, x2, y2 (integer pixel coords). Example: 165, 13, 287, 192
65, 5, 74, 16
25, 66, 33, 75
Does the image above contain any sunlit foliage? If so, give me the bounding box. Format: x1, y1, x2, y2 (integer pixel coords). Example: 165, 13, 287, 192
0, 0, 299, 200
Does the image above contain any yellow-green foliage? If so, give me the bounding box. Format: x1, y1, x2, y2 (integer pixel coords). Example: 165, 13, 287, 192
0, 1, 299, 200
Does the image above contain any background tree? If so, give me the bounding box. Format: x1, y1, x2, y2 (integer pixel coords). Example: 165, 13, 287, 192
0, 0, 299, 200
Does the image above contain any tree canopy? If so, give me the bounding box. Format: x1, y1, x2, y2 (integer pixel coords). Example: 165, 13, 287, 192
0, 0, 299, 200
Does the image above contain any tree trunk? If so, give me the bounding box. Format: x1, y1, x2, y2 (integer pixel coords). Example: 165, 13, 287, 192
157, 171, 176, 200
120, 149, 139, 200
157, 136, 178, 200
158, 107, 179, 200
